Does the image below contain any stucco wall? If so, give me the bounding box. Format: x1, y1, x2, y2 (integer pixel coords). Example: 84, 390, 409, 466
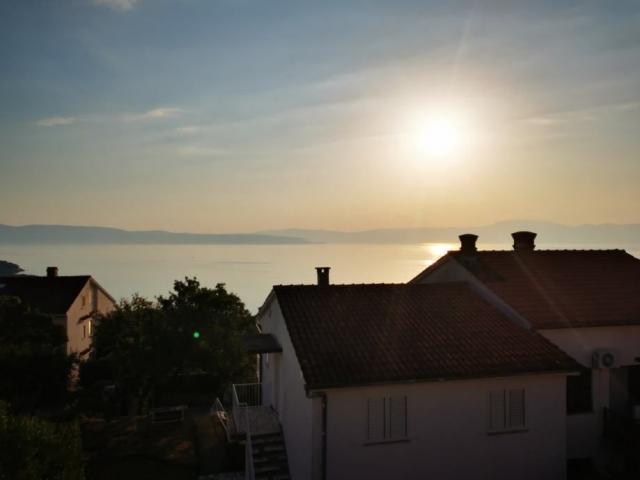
324, 374, 568, 480
66, 280, 115, 356
259, 298, 315, 480
541, 326, 640, 458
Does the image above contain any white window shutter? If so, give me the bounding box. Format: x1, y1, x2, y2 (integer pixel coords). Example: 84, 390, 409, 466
367, 398, 385, 441
489, 390, 506, 431
389, 396, 407, 439
508, 389, 526, 429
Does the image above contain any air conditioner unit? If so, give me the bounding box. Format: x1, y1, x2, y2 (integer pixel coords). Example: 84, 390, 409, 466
592, 349, 617, 369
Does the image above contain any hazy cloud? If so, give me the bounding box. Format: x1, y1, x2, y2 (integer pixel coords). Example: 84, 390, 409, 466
90, 0, 141, 11
524, 101, 640, 127
125, 107, 182, 122
35, 117, 77, 127
175, 145, 228, 157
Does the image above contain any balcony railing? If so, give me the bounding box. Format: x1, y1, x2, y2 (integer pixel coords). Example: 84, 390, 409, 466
232, 383, 261, 480
233, 382, 262, 407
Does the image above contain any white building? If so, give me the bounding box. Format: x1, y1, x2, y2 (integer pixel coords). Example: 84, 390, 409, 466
247, 273, 578, 480
411, 231, 640, 468
0, 266, 116, 356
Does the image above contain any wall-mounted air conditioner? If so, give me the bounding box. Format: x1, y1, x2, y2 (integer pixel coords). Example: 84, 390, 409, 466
592, 349, 617, 369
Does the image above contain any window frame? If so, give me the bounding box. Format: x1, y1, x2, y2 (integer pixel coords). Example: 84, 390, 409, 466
365, 395, 409, 445
487, 388, 528, 434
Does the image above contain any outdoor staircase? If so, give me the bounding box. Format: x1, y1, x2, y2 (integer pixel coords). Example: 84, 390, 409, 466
250, 431, 290, 480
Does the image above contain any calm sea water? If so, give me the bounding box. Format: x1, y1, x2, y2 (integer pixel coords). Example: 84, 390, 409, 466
2, 242, 639, 313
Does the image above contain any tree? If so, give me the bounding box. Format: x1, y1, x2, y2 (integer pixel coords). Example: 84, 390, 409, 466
0, 401, 84, 480
86, 278, 256, 414
158, 278, 256, 387
0, 260, 23, 277
0, 296, 73, 413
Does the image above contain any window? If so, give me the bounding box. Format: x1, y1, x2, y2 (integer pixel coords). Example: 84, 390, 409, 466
81, 295, 86, 307
567, 369, 592, 413
488, 389, 526, 433
82, 321, 93, 339
367, 396, 408, 443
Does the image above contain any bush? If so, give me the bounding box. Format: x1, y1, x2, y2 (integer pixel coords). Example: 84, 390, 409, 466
0, 401, 84, 480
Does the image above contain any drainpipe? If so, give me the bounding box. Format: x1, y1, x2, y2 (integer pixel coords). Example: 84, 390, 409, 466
308, 390, 328, 480
321, 393, 327, 480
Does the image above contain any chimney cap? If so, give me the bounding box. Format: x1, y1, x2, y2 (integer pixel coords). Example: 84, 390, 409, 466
46, 266, 59, 278
511, 231, 537, 251
458, 233, 478, 253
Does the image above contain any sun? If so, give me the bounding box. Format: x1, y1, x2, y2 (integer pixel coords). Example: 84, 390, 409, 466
414, 112, 466, 157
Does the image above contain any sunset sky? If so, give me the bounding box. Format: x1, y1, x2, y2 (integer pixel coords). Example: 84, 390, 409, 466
1, 0, 639, 233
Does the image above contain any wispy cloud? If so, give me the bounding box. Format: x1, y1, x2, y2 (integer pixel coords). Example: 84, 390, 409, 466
175, 145, 228, 157
90, 0, 141, 12
524, 101, 640, 127
124, 107, 182, 123
35, 117, 77, 127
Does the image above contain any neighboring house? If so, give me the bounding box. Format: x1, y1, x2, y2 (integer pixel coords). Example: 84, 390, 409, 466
0, 266, 116, 357
411, 231, 640, 463
248, 273, 579, 480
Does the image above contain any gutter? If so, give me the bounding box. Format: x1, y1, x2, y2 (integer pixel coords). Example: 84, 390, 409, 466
305, 368, 580, 391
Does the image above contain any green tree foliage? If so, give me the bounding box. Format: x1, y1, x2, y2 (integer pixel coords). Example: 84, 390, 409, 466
0, 260, 23, 276
0, 401, 84, 480
87, 279, 256, 413
0, 296, 73, 413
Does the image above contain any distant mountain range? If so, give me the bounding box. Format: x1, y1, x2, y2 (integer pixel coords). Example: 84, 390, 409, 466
0, 224, 309, 245
260, 220, 640, 245
1, 221, 640, 246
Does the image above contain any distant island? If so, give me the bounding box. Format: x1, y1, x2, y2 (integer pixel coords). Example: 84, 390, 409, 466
1, 220, 640, 246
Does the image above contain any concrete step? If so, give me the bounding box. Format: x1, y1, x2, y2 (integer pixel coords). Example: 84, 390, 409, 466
253, 454, 287, 465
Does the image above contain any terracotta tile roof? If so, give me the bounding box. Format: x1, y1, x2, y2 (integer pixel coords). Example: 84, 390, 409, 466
0, 275, 91, 314
422, 249, 640, 329
272, 283, 578, 390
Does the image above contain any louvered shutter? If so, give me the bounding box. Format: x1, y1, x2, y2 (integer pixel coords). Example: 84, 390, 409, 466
367, 397, 385, 441
389, 396, 407, 439
508, 389, 526, 429
489, 390, 506, 431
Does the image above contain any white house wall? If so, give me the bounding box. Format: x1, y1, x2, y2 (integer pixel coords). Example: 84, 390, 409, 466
323, 374, 568, 480
541, 326, 640, 459
259, 298, 317, 480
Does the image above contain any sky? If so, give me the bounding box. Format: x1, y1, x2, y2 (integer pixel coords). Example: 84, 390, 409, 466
1, 0, 639, 233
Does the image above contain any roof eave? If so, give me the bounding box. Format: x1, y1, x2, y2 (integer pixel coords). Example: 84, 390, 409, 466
305, 367, 580, 393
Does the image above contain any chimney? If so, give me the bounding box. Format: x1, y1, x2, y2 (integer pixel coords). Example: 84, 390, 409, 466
315, 267, 330, 286
458, 234, 478, 254
46, 266, 59, 278
512, 231, 537, 252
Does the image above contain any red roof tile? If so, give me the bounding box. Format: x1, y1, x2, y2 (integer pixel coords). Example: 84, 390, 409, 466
421, 249, 640, 329
272, 283, 578, 390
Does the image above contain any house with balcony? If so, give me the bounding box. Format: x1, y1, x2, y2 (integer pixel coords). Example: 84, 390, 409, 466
0, 266, 116, 357
411, 231, 640, 469
230, 270, 579, 480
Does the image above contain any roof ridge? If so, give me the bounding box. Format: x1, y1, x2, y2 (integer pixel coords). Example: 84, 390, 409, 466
450, 248, 629, 253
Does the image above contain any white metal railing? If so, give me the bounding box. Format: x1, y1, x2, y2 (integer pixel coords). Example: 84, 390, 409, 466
232, 384, 258, 480
212, 397, 232, 441
233, 383, 262, 407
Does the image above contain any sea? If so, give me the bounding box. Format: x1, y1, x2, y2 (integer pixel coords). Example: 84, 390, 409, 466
2, 242, 639, 313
